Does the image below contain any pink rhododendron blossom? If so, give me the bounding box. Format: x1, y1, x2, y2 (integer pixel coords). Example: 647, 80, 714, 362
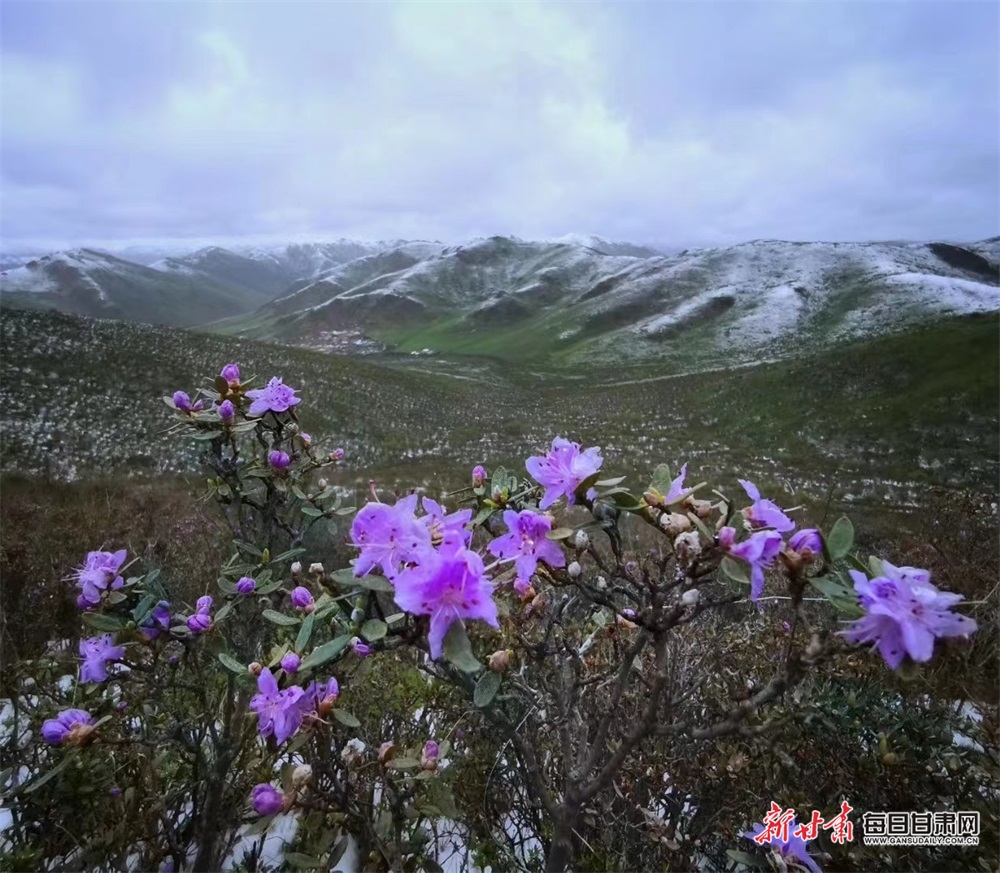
719, 526, 783, 600
393, 542, 498, 659
251, 783, 284, 816
487, 509, 566, 585
525, 437, 603, 510
246, 377, 301, 416
250, 668, 305, 745
73, 549, 127, 606
743, 817, 823, 873
79, 634, 124, 683
350, 498, 433, 580
840, 562, 977, 669
737, 480, 795, 533
41, 709, 94, 745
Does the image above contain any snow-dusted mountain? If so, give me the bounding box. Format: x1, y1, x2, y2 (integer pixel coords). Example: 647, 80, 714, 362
0, 248, 275, 327
221, 235, 999, 367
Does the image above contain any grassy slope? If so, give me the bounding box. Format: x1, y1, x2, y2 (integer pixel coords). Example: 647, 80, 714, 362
0, 308, 996, 505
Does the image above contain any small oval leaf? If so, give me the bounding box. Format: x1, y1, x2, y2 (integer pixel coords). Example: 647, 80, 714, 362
473, 671, 501, 708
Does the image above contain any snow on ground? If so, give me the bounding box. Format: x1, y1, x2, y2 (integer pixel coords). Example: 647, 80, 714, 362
883, 272, 1000, 312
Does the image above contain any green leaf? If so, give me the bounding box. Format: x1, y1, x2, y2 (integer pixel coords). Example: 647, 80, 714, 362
472, 506, 494, 527
650, 463, 673, 494
720, 556, 750, 585
360, 619, 387, 641
809, 574, 864, 616
826, 516, 854, 561
728, 509, 746, 531
286, 853, 326, 869
299, 635, 352, 671
388, 757, 421, 770
106, 590, 127, 606
546, 527, 575, 540
473, 671, 501, 707
332, 709, 361, 728
868, 555, 885, 577
233, 540, 263, 557
189, 430, 223, 442
217, 653, 246, 674
214, 599, 235, 623
595, 476, 627, 487
292, 485, 309, 501
329, 568, 394, 593
262, 609, 300, 627
256, 576, 285, 595
272, 547, 307, 564
301, 506, 324, 518
295, 613, 317, 652
82, 613, 124, 632
442, 622, 482, 673
726, 849, 764, 869
606, 489, 644, 511
334, 506, 357, 516
145, 568, 161, 586
131, 594, 156, 624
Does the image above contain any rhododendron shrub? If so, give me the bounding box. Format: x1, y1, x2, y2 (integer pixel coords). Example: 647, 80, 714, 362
0, 369, 982, 873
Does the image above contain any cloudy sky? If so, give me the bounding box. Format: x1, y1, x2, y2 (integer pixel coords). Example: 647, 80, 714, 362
1, 0, 997, 250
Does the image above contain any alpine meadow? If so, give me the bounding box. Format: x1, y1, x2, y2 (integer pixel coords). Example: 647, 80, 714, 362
1, 3, 998, 873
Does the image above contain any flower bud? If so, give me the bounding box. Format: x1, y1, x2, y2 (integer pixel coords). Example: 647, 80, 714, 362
350, 607, 365, 624
186, 612, 212, 634
248, 661, 263, 675
420, 740, 440, 771
317, 478, 328, 489
268, 450, 291, 472
378, 741, 397, 765
331, 448, 345, 461
341, 738, 366, 768
352, 639, 371, 658
674, 531, 702, 563
218, 399, 235, 423
788, 529, 823, 562
236, 576, 256, 595
280, 652, 300, 673
488, 649, 512, 673
472, 465, 487, 487
595, 575, 607, 590
681, 588, 700, 606
172, 390, 192, 413
684, 497, 713, 519
291, 764, 313, 789
661, 513, 692, 536
290, 586, 314, 611
251, 783, 284, 816
573, 530, 589, 550
300, 432, 312, 447
291, 562, 302, 575
308, 562, 324, 575
567, 561, 582, 578
221, 363, 241, 386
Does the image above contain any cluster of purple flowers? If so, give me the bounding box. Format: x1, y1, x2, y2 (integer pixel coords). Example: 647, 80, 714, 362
186, 596, 213, 634
350, 494, 497, 659
73, 549, 127, 609
840, 561, 978, 668
249, 668, 339, 745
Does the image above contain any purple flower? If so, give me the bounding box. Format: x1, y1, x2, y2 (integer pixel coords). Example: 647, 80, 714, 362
331, 447, 345, 461
268, 450, 291, 472
246, 376, 301, 416
788, 529, 822, 557
221, 363, 241, 386
392, 541, 499, 660
109, 787, 122, 797
290, 586, 314, 611
421, 740, 440, 770
72, 549, 127, 606
79, 634, 125, 683
280, 652, 301, 673
525, 437, 603, 510
350, 498, 433, 580
251, 783, 284, 816
236, 576, 256, 595
187, 612, 212, 634
488, 509, 566, 585
840, 562, 978, 669
196, 595, 213, 613
737, 480, 795, 533
250, 668, 305, 745
41, 708, 94, 745
719, 526, 783, 600
421, 496, 473, 548
172, 391, 192, 412
743, 818, 823, 873
300, 677, 339, 717
218, 400, 235, 422
141, 600, 172, 639
352, 640, 371, 658
472, 465, 487, 487
664, 463, 692, 504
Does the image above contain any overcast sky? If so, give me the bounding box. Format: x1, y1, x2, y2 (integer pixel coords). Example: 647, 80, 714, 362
1, 0, 997, 250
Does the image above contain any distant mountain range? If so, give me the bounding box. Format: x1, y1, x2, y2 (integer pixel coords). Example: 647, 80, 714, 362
2, 234, 997, 368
